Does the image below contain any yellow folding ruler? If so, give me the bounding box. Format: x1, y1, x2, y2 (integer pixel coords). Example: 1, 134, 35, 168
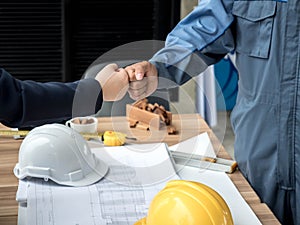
0, 129, 135, 146
0, 129, 100, 139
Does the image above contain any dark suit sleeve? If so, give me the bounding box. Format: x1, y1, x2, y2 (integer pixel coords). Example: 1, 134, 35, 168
0, 68, 103, 128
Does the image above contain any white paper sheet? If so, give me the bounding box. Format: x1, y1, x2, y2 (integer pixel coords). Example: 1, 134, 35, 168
178, 166, 262, 225
169, 132, 216, 158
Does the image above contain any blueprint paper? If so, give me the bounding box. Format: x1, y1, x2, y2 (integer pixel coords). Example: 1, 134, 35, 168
20, 143, 180, 225
91, 142, 179, 186
17, 142, 262, 225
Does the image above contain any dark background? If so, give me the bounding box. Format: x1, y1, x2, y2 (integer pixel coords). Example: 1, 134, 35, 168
0, 0, 180, 82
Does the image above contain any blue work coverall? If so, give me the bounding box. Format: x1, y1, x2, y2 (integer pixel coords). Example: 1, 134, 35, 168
0, 68, 103, 128
151, 0, 298, 224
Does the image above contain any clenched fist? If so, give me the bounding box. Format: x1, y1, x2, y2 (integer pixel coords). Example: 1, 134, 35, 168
125, 61, 158, 100
95, 63, 129, 101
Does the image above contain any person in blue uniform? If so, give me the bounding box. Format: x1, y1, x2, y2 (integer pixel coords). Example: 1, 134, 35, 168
0, 63, 129, 128
125, 0, 297, 224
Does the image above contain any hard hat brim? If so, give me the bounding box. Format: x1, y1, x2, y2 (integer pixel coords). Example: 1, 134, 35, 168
14, 157, 109, 187
134, 217, 146, 225
58, 158, 109, 187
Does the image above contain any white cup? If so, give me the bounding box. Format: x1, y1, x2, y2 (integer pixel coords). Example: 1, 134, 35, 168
65, 116, 98, 133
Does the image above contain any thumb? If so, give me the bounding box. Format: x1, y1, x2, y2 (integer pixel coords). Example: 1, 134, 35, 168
135, 72, 144, 81
134, 64, 146, 80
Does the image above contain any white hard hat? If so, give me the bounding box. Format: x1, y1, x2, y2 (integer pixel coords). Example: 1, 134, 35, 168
14, 123, 108, 186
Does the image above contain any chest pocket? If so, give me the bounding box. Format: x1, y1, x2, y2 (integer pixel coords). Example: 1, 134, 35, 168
232, 1, 276, 59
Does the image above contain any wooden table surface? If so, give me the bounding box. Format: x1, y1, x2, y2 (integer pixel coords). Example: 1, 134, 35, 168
0, 114, 280, 225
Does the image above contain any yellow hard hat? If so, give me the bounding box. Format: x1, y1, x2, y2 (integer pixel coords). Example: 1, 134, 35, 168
134, 180, 233, 225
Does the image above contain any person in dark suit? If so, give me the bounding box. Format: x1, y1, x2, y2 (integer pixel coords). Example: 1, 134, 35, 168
0, 63, 129, 128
